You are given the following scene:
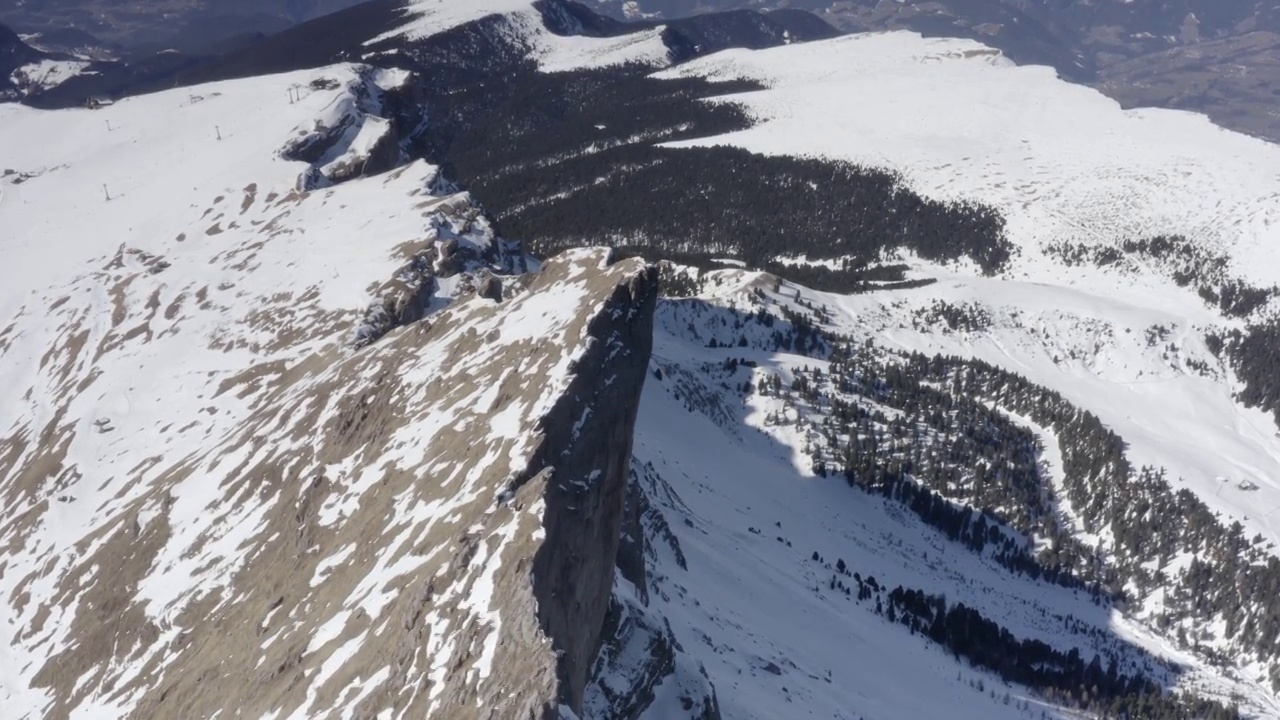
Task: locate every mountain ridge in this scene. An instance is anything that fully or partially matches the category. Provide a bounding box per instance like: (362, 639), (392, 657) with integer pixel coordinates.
(3, 0), (1280, 718)
(10, 0), (838, 110)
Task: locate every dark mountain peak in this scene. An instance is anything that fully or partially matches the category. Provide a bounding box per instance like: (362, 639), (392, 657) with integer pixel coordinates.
(658, 7), (838, 62)
(19, 0), (839, 109)
(533, 0), (839, 63)
(761, 7), (844, 40)
(1, 22), (45, 96)
(535, 0), (635, 36)
(19, 26), (119, 60)
(536, 0), (837, 44)
(1, 22), (38, 58)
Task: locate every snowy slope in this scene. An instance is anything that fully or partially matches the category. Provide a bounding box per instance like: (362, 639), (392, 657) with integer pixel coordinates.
(0, 63), (450, 717)
(369, 0), (547, 43)
(590, 28), (1280, 716)
(658, 32), (1280, 291)
(653, 31), (1280, 560)
(650, 28), (1280, 691)
(631, 273), (1280, 719)
(824, 267), (1280, 553)
(0, 65), (418, 315)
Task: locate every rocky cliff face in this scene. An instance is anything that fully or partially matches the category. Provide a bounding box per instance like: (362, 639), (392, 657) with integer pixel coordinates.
(1, 244), (661, 720)
(579, 464), (720, 720)
(279, 66), (426, 191)
(0, 57), (718, 719)
(526, 257), (658, 713)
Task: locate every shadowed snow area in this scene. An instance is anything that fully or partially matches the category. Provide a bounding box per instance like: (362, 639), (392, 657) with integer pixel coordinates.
(655, 29), (1280, 569)
(631, 270), (1280, 718)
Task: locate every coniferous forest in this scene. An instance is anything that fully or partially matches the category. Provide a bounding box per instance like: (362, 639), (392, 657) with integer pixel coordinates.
(1215, 320), (1280, 426)
(726, 289), (1280, 690)
(343, 20), (1017, 284)
(656, 292), (1254, 718)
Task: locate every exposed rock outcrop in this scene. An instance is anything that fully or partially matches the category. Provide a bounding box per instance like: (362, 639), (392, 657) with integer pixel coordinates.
(526, 253), (658, 713)
(281, 65), (425, 190)
(0, 51), (722, 719)
(1, 247), (662, 720)
(578, 463), (720, 720)
(352, 196), (529, 348)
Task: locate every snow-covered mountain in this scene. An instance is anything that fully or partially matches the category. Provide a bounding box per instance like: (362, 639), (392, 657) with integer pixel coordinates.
(4, 1), (1280, 719)
(1, 22), (105, 101)
(654, 29), (1280, 536)
(587, 0), (1280, 143)
(631, 267), (1280, 719)
(0, 55), (708, 719)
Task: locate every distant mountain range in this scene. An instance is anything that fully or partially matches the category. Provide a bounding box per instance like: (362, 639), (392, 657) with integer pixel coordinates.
(591, 0), (1280, 142)
(4, 0), (1278, 140)
(0, 0), (370, 54)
